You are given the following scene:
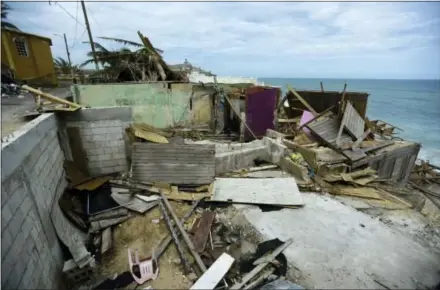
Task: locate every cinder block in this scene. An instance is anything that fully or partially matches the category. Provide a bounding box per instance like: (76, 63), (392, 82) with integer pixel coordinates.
(106, 126), (123, 134)
(99, 154), (112, 161)
(20, 196), (32, 215)
(1, 203), (13, 231)
(18, 259), (35, 289)
(2, 174), (21, 200)
(9, 208), (26, 238)
(21, 214), (35, 237)
(1, 228), (12, 259)
(92, 127), (107, 135)
(4, 259), (24, 289)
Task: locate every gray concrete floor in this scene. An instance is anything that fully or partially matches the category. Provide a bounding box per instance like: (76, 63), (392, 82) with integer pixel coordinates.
(234, 193), (440, 289)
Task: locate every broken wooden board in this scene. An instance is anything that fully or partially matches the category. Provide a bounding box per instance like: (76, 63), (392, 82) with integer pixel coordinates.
(210, 178), (304, 206)
(131, 143), (216, 185)
(75, 176), (112, 191)
(337, 101), (365, 143)
(304, 115), (366, 162)
(190, 253), (235, 290)
(332, 185), (384, 200)
(305, 115), (352, 148)
(101, 227), (112, 254)
(111, 191), (159, 213)
(131, 124), (169, 144)
(324, 168), (376, 183)
(190, 211), (216, 253)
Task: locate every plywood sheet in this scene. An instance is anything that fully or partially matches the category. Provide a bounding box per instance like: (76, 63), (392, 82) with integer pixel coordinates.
(306, 116), (352, 147)
(131, 143), (215, 185)
(341, 101), (365, 139)
(210, 178), (304, 206)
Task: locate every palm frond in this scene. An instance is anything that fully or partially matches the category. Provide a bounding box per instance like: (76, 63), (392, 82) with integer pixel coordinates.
(82, 41), (109, 52)
(98, 37), (143, 47)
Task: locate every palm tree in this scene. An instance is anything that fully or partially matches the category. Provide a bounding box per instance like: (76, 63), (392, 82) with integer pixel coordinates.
(54, 57), (82, 75)
(81, 31), (184, 82)
(1, 2), (19, 30)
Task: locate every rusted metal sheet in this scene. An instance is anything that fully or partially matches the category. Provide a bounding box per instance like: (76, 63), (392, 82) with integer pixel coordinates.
(131, 143), (215, 185)
(190, 211), (216, 253)
(341, 101), (365, 139)
(245, 88), (278, 139)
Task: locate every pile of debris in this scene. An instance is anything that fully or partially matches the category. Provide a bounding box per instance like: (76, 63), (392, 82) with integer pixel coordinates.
(50, 82), (439, 290)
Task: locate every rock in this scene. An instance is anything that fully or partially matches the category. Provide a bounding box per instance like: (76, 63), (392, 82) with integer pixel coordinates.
(186, 272), (198, 282)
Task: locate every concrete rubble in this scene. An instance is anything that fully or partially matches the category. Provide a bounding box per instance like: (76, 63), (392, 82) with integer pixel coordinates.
(2, 83), (440, 290)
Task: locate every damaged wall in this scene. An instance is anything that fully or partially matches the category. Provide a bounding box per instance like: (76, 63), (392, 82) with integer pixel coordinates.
(57, 107), (132, 177)
(71, 83), (193, 128)
(1, 114), (66, 289)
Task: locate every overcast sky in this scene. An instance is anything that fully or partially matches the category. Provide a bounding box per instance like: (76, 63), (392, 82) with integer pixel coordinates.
(6, 1), (440, 79)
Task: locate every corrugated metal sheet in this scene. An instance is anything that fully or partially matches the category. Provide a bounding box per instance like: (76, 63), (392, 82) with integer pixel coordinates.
(131, 143), (215, 185)
(341, 102), (364, 139)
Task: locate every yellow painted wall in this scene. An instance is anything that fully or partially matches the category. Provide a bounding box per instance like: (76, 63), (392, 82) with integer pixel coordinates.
(1, 30), (57, 85)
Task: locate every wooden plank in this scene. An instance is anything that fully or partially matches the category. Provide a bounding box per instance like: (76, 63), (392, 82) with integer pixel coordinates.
(190, 253), (235, 290)
(230, 239), (292, 290)
(210, 178), (304, 206)
(336, 101), (364, 147)
(306, 116), (352, 147)
(22, 85), (81, 108)
(343, 102), (365, 139)
(132, 143), (215, 185)
(352, 129), (371, 150)
(191, 211), (216, 253)
(287, 85), (317, 115)
(160, 193), (207, 274)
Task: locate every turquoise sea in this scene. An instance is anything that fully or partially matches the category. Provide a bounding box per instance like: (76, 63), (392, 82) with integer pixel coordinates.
(259, 78), (440, 166)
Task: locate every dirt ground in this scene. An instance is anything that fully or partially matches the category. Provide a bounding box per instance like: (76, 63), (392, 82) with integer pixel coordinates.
(98, 201), (201, 289)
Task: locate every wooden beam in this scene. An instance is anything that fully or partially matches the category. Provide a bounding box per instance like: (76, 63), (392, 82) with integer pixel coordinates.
(22, 85), (82, 108)
(230, 239), (293, 290)
(160, 192), (207, 274)
(339, 82), (347, 117)
(298, 105), (335, 130)
(320, 81), (324, 92)
(224, 94), (257, 140)
(352, 129), (371, 150)
(190, 253), (235, 290)
(287, 85), (317, 115)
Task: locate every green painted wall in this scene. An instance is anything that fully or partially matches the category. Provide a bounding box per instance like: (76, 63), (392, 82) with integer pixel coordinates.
(72, 83), (193, 128)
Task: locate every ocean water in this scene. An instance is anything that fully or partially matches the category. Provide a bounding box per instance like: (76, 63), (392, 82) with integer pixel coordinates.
(259, 78), (440, 165)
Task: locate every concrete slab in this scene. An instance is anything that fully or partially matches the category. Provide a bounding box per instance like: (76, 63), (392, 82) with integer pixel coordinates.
(235, 193), (440, 289)
(211, 178), (304, 206)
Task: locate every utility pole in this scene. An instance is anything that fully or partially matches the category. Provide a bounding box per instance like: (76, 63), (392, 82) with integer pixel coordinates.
(80, 0), (99, 71)
(62, 33), (76, 83)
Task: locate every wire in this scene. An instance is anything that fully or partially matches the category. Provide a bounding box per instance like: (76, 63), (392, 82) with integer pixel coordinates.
(54, 1), (85, 27)
(69, 1), (79, 49)
(87, 6), (103, 35)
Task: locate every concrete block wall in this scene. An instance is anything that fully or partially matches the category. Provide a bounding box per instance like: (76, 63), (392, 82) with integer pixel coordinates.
(57, 107), (132, 177)
(1, 114), (67, 289)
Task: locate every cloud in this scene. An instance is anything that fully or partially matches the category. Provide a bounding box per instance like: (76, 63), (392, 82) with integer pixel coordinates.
(6, 1), (440, 79)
